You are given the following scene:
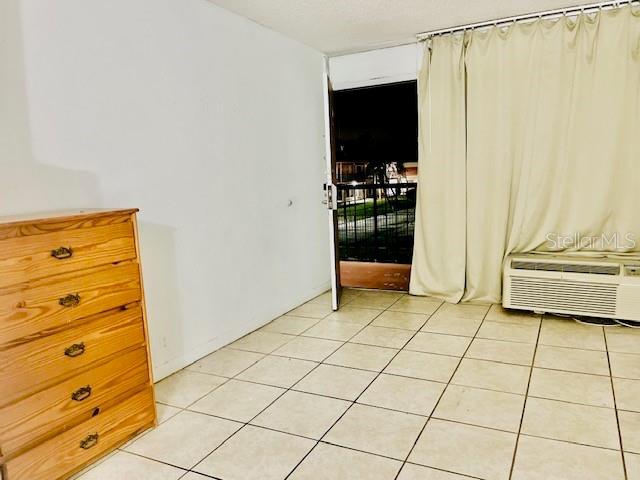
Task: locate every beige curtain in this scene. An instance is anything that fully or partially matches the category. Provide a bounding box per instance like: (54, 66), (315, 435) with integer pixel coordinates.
(410, 6), (640, 303)
(411, 34), (467, 303)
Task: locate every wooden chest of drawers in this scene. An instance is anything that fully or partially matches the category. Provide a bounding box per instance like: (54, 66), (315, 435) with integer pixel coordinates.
(0, 209), (156, 480)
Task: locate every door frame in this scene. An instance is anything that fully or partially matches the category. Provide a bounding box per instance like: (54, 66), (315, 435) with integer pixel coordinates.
(323, 57), (341, 311)
(325, 76), (418, 294)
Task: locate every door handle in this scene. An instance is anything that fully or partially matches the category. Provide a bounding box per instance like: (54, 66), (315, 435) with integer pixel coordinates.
(79, 433), (99, 450)
(324, 184), (338, 210)
(59, 293), (81, 307)
(51, 246), (73, 259)
(71, 385), (92, 402)
(64, 342), (86, 358)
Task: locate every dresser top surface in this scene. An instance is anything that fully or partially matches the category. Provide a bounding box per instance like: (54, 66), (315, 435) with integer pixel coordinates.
(0, 208), (139, 227)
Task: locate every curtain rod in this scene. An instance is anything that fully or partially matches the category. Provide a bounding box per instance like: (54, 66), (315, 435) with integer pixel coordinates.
(416, 0), (638, 39)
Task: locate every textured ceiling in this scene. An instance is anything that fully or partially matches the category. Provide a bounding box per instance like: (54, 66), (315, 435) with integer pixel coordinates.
(208, 0), (595, 54)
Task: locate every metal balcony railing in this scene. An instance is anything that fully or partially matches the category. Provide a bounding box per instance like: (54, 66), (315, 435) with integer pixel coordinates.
(337, 182), (417, 264)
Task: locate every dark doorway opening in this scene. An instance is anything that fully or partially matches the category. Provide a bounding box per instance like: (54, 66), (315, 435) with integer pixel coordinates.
(333, 81), (418, 286)
(335, 81), (418, 179)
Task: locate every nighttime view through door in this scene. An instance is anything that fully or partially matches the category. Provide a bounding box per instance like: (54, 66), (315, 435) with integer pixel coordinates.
(333, 80), (418, 265)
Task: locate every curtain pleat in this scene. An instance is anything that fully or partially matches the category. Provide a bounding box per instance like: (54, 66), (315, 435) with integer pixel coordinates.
(409, 35), (467, 302)
(410, 6), (640, 303)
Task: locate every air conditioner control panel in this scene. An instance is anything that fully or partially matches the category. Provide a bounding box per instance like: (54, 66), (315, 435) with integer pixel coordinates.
(624, 265), (640, 276)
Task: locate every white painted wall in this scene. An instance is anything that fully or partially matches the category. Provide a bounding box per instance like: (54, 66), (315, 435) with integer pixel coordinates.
(0, 0), (330, 379)
(329, 43), (424, 90)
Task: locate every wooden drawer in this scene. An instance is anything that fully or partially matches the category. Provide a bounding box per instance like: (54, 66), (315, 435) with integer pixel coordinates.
(0, 220), (136, 291)
(3, 387), (155, 480)
(0, 262), (141, 348)
(0, 305), (145, 407)
(0, 210), (138, 241)
(0, 348), (149, 459)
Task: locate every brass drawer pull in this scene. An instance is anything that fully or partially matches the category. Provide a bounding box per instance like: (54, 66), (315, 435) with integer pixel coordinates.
(59, 293), (81, 307)
(71, 385), (92, 402)
(79, 433), (99, 450)
(64, 342), (85, 358)
(51, 246), (73, 259)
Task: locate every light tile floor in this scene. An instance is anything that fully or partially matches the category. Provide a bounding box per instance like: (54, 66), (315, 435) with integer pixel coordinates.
(76, 289), (640, 480)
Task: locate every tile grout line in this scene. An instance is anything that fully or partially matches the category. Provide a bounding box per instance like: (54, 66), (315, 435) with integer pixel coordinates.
(507, 313), (543, 480)
(401, 462), (486, 480)
(228, 342), (626, 381)
(187, 346), (331, 475)
(226, 317), (638, 380)
(181, 396), (630, 454)
(294, 301), (392, 342)
(522, 393), (616, 410)
(105, 290), (364, 478)
(150, 307), (632, 476)
(281, 292), (431, 479)
(110, 449), (191, 475)
(126, 312), (337, 477)
(167, 411), (465, 470)
(229, 330), (640, 364)
(255, 305), (389, 360)
(127, 292), (637, 479)
(228, 322), (632, 358)
(394, 301), (489, 479)
(181, 292), (342, 378)
(191, 350), (640, 389)
(603, 328), (629, 480)
(183, 371), (524, 403)
(151, 352), (630, 468)
(514, 432), (625, 453)
(186, 343), (632, 409)
(281, 293), (414, 479)
(187, 291), (397, 478)
(119, 374), (234, 454)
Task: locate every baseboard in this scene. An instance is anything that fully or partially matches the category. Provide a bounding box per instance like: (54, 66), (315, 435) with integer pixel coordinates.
(152, 281), (332, 381)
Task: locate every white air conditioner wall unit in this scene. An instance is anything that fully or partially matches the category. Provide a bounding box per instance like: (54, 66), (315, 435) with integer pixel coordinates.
(503, 253), (640, 320)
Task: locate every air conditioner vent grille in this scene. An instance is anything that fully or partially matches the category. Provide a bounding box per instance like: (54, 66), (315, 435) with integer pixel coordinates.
(509, 277), (618, 316)
(511, 260), (619, 275)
